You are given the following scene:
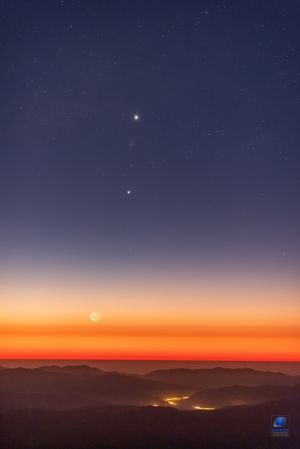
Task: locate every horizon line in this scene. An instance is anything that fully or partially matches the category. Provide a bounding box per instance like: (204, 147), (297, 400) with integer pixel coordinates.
(1, 356), (300, 362)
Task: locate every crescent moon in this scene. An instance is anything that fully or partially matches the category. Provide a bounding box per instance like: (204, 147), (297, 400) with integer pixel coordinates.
(90, 310), (101, 322)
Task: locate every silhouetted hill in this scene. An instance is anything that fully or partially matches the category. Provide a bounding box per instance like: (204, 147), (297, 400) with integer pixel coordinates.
(180, 384), (300, 409)
(39, 364), (105, 376)
(0, 399), (299, 449)
(146, 367), (300, 388)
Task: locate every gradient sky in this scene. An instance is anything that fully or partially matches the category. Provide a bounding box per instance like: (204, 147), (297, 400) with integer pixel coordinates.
(0, 0), (299, 360)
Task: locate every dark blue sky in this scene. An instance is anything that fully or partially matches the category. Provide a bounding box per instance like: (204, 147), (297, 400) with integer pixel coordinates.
(0, 0), (299, 274)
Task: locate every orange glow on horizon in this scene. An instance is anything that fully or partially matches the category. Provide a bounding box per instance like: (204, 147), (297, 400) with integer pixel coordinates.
(1, 329), (300, 361)
(1, 271), (299, 362)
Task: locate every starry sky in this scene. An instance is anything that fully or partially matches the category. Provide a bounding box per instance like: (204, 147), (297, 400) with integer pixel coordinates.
(0, 1), (299, 360)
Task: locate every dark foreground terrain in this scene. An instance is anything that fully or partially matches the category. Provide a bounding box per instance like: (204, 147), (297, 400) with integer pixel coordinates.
(0, 399), (299, 449)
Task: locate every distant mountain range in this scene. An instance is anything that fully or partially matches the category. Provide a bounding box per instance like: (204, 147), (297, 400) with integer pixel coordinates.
(0, 365), (299, 412)
(145, 367), (300, 388)
(0, 366), (195, 410)
(39, 364), (105, 376)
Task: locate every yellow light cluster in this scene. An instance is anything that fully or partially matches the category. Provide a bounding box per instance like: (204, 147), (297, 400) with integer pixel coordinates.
(164, 395), (190, 406)
(193, 406), (215, 411)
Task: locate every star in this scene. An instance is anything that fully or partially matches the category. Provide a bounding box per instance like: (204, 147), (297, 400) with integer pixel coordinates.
(133, 114), (140, 121)
(126, 189), (133, 196)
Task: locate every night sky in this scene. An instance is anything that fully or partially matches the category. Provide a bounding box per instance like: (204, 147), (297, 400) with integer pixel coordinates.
(0, 1), (299, 359)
